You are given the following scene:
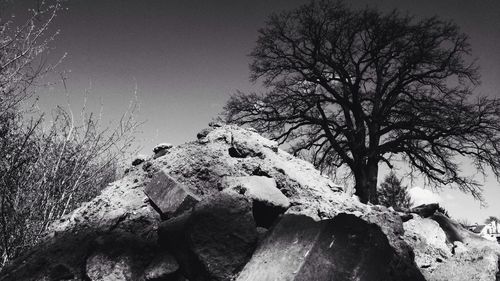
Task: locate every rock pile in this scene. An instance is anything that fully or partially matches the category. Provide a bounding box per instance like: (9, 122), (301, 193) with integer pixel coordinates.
(0, 124), (498, 281)
(403, 212), (500, 281)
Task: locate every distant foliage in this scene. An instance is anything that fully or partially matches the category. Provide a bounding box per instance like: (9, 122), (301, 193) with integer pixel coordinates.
(485, 216), (500, 224)
(377, 172), (413, 210)
(436, 206), (450, 218)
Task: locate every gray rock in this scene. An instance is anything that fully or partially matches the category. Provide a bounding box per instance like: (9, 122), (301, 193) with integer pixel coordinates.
(236, 213), (425, 281)
(405, 213), (500, 281)
(208, 121), (223, 128)
(452, 241), (468, 255)
(153, 143), (173, 154)
(144, 252), (179, 280)
(403, 216), (451, 271)
(159, 192), (258, 281)
(222, 176), (289, 209)
(132, 155), (148, 166)
(429, 247), (499, 281)
(153, 143), (173, 158)
(86, 253), (133, 281)
(410, 203), (440, 218)
(222, 176), (289, 228)
(144, 170), (200, 218)
(196, 128), (213, 139)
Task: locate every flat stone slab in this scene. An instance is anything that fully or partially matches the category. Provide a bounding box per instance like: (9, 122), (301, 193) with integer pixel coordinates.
(236, 214), (425, 281)
(144, 170), (200, 218)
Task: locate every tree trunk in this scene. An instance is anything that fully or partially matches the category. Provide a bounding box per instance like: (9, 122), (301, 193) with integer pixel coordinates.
(354, 159), (379, 204)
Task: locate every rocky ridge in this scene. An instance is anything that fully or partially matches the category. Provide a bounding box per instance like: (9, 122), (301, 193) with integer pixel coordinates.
(0, 124), (498, 281)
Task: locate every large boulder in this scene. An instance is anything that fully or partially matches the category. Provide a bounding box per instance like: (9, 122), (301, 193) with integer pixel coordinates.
(222, 175), (289, 228)
(159, 192), (258, 281)
(237, 213), (425, 281)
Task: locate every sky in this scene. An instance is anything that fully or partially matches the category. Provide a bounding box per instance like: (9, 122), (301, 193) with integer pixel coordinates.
(6, 0), (500, 223)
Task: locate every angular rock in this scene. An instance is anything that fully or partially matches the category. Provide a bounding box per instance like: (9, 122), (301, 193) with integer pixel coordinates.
(237, 213), (425, 281)
(222, 176), (289, 209)
(144, 252), (179, 280)
(159, 213), (206, 281)
(153, 143), (173, 158)
(410, 203), (439, 218)
(153, 143), (173, 153)
(430, 212), (466, 243)
(144, 170), (200, 218)
(429, 247), (499, 281)
(406, 213), (500, 281)
(86, 253), (133, 281)
(85, 231), (162, 280)
(196, 127), (213, 139)
(222, 176), (289, 228)
(132, 154), (148, 166)
(403, 216), (451, 270)
(159, 192), (258, 281)
(208, 121), (223, 128)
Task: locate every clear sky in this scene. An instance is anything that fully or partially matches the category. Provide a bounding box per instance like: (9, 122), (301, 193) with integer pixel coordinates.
(7, 0), (500, 223)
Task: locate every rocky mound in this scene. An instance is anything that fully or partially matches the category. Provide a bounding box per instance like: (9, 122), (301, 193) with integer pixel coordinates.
(0, 124), (497, 281)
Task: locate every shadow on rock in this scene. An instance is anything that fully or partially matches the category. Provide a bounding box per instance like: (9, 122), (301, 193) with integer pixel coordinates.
(237, 213), (425, 281)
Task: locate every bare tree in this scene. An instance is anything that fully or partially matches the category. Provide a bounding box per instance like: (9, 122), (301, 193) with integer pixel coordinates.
(224, 0), (500, 204)
(0, 98), (141, 266)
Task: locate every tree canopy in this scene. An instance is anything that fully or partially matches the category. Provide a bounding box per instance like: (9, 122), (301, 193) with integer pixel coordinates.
(223, 0), (500, 203)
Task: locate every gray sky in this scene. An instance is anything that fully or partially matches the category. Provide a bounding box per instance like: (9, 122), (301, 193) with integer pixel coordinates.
(9, 0), (500, 222)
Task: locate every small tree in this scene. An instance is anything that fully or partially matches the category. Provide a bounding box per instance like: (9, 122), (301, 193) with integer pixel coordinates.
(378, 172), (413, 210)
(223, 0), (500, 204)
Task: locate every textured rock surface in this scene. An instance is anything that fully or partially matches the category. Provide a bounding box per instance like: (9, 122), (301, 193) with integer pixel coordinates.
(187, 192), (258, 280)
(144, 252), (179, 280)
(86, 253), (133, 281)
(403, 213), (500, 281)
(222, 176), (289, 209)
(403, 215), (452, 270)
(144, 170), (200, 218)
(158, 192), (258, 281)
(237, 213), (425, 281)
(429, 247), (499, 281)
(1, 124), (498, 281)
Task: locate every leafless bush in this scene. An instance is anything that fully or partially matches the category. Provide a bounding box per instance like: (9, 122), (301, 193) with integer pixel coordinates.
(0, 97), (141, 266)
(0, 1), (142, 266)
